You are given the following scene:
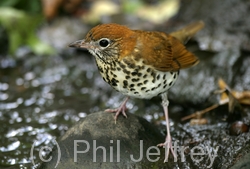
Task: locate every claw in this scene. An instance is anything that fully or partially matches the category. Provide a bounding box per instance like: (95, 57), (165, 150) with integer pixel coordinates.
(157, 136), (176, 162)
(105, 97), (129, 122)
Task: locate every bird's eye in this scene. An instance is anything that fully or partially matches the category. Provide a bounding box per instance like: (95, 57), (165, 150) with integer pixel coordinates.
(99, 38), (110, 48)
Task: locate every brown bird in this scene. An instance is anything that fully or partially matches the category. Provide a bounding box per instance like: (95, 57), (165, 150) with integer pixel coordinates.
(69, 21), (204, 162)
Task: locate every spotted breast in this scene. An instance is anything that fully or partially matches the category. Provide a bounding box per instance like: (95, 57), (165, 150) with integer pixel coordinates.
(95, 56), (179, 99)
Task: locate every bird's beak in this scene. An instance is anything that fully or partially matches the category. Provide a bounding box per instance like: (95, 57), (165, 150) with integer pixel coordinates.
(68, 40), (92, 49)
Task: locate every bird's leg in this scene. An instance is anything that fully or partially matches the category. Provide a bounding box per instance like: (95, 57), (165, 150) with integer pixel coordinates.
(105, 96), (130, 122)
(157, 93), (176, 162)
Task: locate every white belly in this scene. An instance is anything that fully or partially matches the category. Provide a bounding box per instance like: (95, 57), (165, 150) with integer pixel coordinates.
(96, 58), (179, 99)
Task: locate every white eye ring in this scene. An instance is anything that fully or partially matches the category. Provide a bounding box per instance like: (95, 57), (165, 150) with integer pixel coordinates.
(98, 38), (110, 48)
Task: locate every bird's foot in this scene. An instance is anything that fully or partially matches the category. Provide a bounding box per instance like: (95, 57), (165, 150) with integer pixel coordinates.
(157, 135), (177, 162)
(105, 97), (129, 123)
(105, 106), (127, 121)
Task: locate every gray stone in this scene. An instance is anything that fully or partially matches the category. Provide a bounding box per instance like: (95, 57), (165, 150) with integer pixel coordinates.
(230, 152), (250, 169)
(40, 112), (167, 169)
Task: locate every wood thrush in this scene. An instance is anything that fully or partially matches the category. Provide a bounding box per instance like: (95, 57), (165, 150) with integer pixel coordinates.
(69, 21), (204, 162)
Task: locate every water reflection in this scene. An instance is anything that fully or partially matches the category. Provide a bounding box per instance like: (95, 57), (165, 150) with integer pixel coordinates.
(0, 141), (20, 152)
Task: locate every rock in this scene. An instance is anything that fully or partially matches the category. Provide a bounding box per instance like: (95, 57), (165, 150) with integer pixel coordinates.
(40, 112), (167, 169)
(230, 152), (250, 169)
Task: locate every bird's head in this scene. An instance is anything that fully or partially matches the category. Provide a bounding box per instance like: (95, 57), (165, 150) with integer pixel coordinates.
(69, 23), (137, 63)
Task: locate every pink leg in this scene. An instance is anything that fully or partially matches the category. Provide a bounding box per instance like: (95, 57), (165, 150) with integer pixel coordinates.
(105, 97), (129, 122)
(157, 93), (176, 162)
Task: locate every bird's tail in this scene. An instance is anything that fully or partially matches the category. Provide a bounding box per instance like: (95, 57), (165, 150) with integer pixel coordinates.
(170, 21), (205, 44)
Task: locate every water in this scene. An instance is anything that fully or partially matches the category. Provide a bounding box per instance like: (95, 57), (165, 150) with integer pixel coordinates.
(0, 51), (111, 168)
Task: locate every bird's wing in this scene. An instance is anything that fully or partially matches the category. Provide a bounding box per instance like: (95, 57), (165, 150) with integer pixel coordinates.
(134, 31), (199, 72)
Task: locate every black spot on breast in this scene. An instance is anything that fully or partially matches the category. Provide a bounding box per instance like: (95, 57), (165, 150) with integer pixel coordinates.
(146, 68), (151, 72)
(163, 80), (167, 84)
(111, 67), (116, 71)
(123, 80), (128, 88)
(125, 76), (130, 79)
(145, 89), (150, 92)
(163, 84), (168, 88)
(143, 80), (148, 84)
(106, 74), (110, 82)
(130, 88), (135, 91)
(173, 73), (177, 79)
(170, 72), (173, 75)
(132, 78), (139, 82)
(130, 84), (134, 88)
(169, 81), (173, 86)
(151, 72), (156, 83)
(141, 87), (146, 91)
(143, 74), (147, 78)
(111, 78), (118, 86)
(128, 63), (135, 69)
(133, 68), (139, 75)
(123, 80), (128, 85)
(137, 73), (142, 77)
(156, 74), (160, 80)
(117, 67), (121, 71)
(123, 69), (130, 74)
(134, 91), (139, 94)
(163, 74), (166, 79)
(131, 72), (137, 76)
(103, 77), (107, 82)
(137, 83), (143, 86)
(153, 83), (161, 90)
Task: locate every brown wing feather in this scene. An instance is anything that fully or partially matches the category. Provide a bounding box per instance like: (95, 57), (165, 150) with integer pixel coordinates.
(168, 35), (199, 71)
(132, 21), (203, 72)
(134, 31), (198, 72)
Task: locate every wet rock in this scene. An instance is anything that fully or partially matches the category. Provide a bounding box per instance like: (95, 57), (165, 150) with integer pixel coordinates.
(40, 112), (166, 169)
(230, 152), (250, 169)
